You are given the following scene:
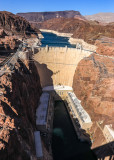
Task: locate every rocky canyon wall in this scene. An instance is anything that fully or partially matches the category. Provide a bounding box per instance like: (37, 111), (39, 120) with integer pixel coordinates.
(73, 53), (114, 150)
(0, 58), (42, 160)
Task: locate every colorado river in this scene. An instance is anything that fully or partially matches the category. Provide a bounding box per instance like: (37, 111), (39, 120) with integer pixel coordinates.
(52, 101), (96, 160)
(41, 32), (76, 48)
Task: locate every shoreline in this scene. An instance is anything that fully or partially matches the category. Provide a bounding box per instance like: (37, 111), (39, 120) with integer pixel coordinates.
(40, 29), (73, 38)
(69, 37), (97, 51)
(38, 33), (44, 39)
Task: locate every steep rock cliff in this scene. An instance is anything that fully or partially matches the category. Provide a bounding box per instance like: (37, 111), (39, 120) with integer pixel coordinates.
(0, 11), (41, 60)
(73, 53), (114, 149)
(73, 53), (114, 118)
(0, 11), (40, 36)
(95, 37), (114, 56)
(0, 33), (21, 55)
(0, 59), (42, 159)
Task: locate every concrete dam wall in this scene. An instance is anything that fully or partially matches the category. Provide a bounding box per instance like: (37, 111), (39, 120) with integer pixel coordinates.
(34, 46), (92, 87)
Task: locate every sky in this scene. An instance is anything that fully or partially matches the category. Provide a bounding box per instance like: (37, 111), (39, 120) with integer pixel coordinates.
(0, 0), (114, 15)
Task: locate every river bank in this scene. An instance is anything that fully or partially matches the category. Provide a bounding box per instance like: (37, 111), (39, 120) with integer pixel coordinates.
(38, 33), (44, 39)
(69, 37), (97, 51)
(40, 29), (73, 38)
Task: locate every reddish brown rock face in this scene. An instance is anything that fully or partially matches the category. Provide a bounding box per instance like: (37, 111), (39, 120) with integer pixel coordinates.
(0, 11), (40, 59)
(85, 13), (114, 23)
(0, 60), (42, 160)
(73, 54), (114, 118)
(0, 11), (40, 37)
(0, 35), (21, 51)
(95, 37), (114, 56)
(73, 53), (114, 153)
(0, 29), (7, 38)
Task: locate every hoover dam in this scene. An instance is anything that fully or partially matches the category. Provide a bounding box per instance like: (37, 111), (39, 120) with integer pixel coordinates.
(34, 46), (92, 87)
(33, 32), (114, 160)
(32, 32), (98, 160)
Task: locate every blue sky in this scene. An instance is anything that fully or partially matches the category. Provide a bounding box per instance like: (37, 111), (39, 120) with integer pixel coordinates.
(0, 0), (114, 15)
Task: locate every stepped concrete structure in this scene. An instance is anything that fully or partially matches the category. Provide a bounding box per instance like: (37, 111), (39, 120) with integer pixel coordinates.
(34, 46), (92, 88)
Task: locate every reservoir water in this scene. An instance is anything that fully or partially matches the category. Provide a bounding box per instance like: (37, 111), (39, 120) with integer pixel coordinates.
(41, 32), (76, 48)
(52, 101), (96, 160)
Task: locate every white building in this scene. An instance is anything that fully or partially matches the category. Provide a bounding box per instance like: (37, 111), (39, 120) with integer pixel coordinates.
(34, 131), (43, 159)
(67, 92), (92, 129)
(36, 93), (50, 131)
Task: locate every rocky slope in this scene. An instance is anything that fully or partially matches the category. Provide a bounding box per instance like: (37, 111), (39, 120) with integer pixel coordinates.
(0, 57), (42, 159)
(17, 10), (85, 22)
(35, 17), (114, 44)
(0, 29), (21, 60)
(73, 53), (114, 151)
(0, 11), (41, 58)
(0, 30), (21, 55)
(95, 37), (114, 56)
(85, 12), (114, 23)
(0, 11), (40, 36)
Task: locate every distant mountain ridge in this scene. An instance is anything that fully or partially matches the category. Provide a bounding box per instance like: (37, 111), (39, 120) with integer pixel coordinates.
(17, 10), (85, 22)
(85, 12), (114, 23)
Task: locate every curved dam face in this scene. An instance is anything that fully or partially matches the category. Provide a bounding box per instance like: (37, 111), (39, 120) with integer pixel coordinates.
(34, 46), (92, 88)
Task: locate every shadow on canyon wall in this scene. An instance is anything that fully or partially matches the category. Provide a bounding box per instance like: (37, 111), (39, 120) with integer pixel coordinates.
(34, 61), (53, 87)
(0, 59), (42, 160)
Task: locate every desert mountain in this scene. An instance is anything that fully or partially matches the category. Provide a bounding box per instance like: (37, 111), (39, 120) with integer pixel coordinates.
(85, 12), (114, 23)
(17, 10), (85, 22)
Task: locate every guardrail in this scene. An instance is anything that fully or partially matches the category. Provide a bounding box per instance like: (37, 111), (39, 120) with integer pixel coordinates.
(0, 42), (28, 76)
